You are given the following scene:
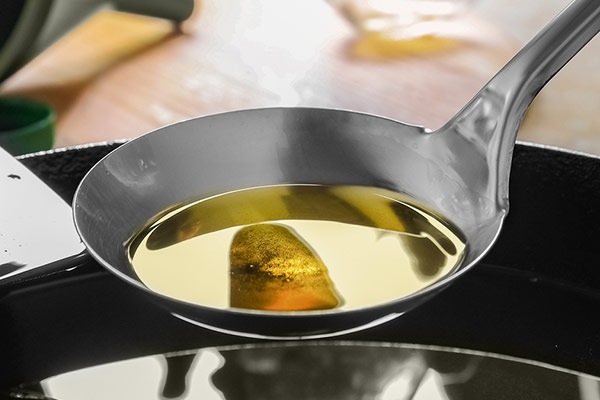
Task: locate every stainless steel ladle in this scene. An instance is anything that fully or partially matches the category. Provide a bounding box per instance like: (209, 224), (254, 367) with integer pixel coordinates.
(1, 0), (599, 338)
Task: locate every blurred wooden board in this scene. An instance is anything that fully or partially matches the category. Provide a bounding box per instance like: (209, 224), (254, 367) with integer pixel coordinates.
(1, 0), (597, 155)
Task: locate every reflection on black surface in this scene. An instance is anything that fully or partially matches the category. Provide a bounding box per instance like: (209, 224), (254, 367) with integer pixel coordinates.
(12, 342), (600, 400)
(161, 354), (196, 399)
(212, 344), (429, 399)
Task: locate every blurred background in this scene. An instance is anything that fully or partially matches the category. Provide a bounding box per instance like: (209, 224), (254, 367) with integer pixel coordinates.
(0, 0), (598, 155)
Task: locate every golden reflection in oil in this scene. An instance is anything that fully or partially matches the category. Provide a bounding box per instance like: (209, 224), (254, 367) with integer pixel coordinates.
(128, 185), (466, 312)
(230, 224), (341, 311)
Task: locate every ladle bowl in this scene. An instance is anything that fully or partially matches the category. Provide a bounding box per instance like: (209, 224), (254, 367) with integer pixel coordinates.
(2, 0), (599, 338)
(75, 107), (488, 338)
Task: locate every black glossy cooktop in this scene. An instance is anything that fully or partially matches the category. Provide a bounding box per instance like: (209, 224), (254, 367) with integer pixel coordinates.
(1, 142), (599, 396)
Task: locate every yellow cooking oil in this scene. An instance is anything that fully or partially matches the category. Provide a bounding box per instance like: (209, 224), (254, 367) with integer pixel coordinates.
(127, 185), (465, 312)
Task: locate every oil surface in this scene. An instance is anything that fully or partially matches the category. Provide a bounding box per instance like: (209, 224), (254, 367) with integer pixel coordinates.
(128, 185), (465, 312)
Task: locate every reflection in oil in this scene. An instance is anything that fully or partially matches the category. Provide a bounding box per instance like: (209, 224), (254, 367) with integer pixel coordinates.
(13, 343), (600, 399)
(229, 224), (342, 311)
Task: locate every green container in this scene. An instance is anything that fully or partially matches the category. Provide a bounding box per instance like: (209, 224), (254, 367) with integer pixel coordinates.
(0, 96), (55, 155)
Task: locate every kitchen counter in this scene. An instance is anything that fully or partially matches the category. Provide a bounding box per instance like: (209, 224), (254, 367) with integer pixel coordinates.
(0, 0), (598, 154)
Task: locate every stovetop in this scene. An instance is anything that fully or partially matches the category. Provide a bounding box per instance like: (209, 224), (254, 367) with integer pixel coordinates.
(1, 142), (599, 394)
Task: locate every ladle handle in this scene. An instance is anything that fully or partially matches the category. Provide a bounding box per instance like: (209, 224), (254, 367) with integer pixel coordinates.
(445, 0), (600, 208)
